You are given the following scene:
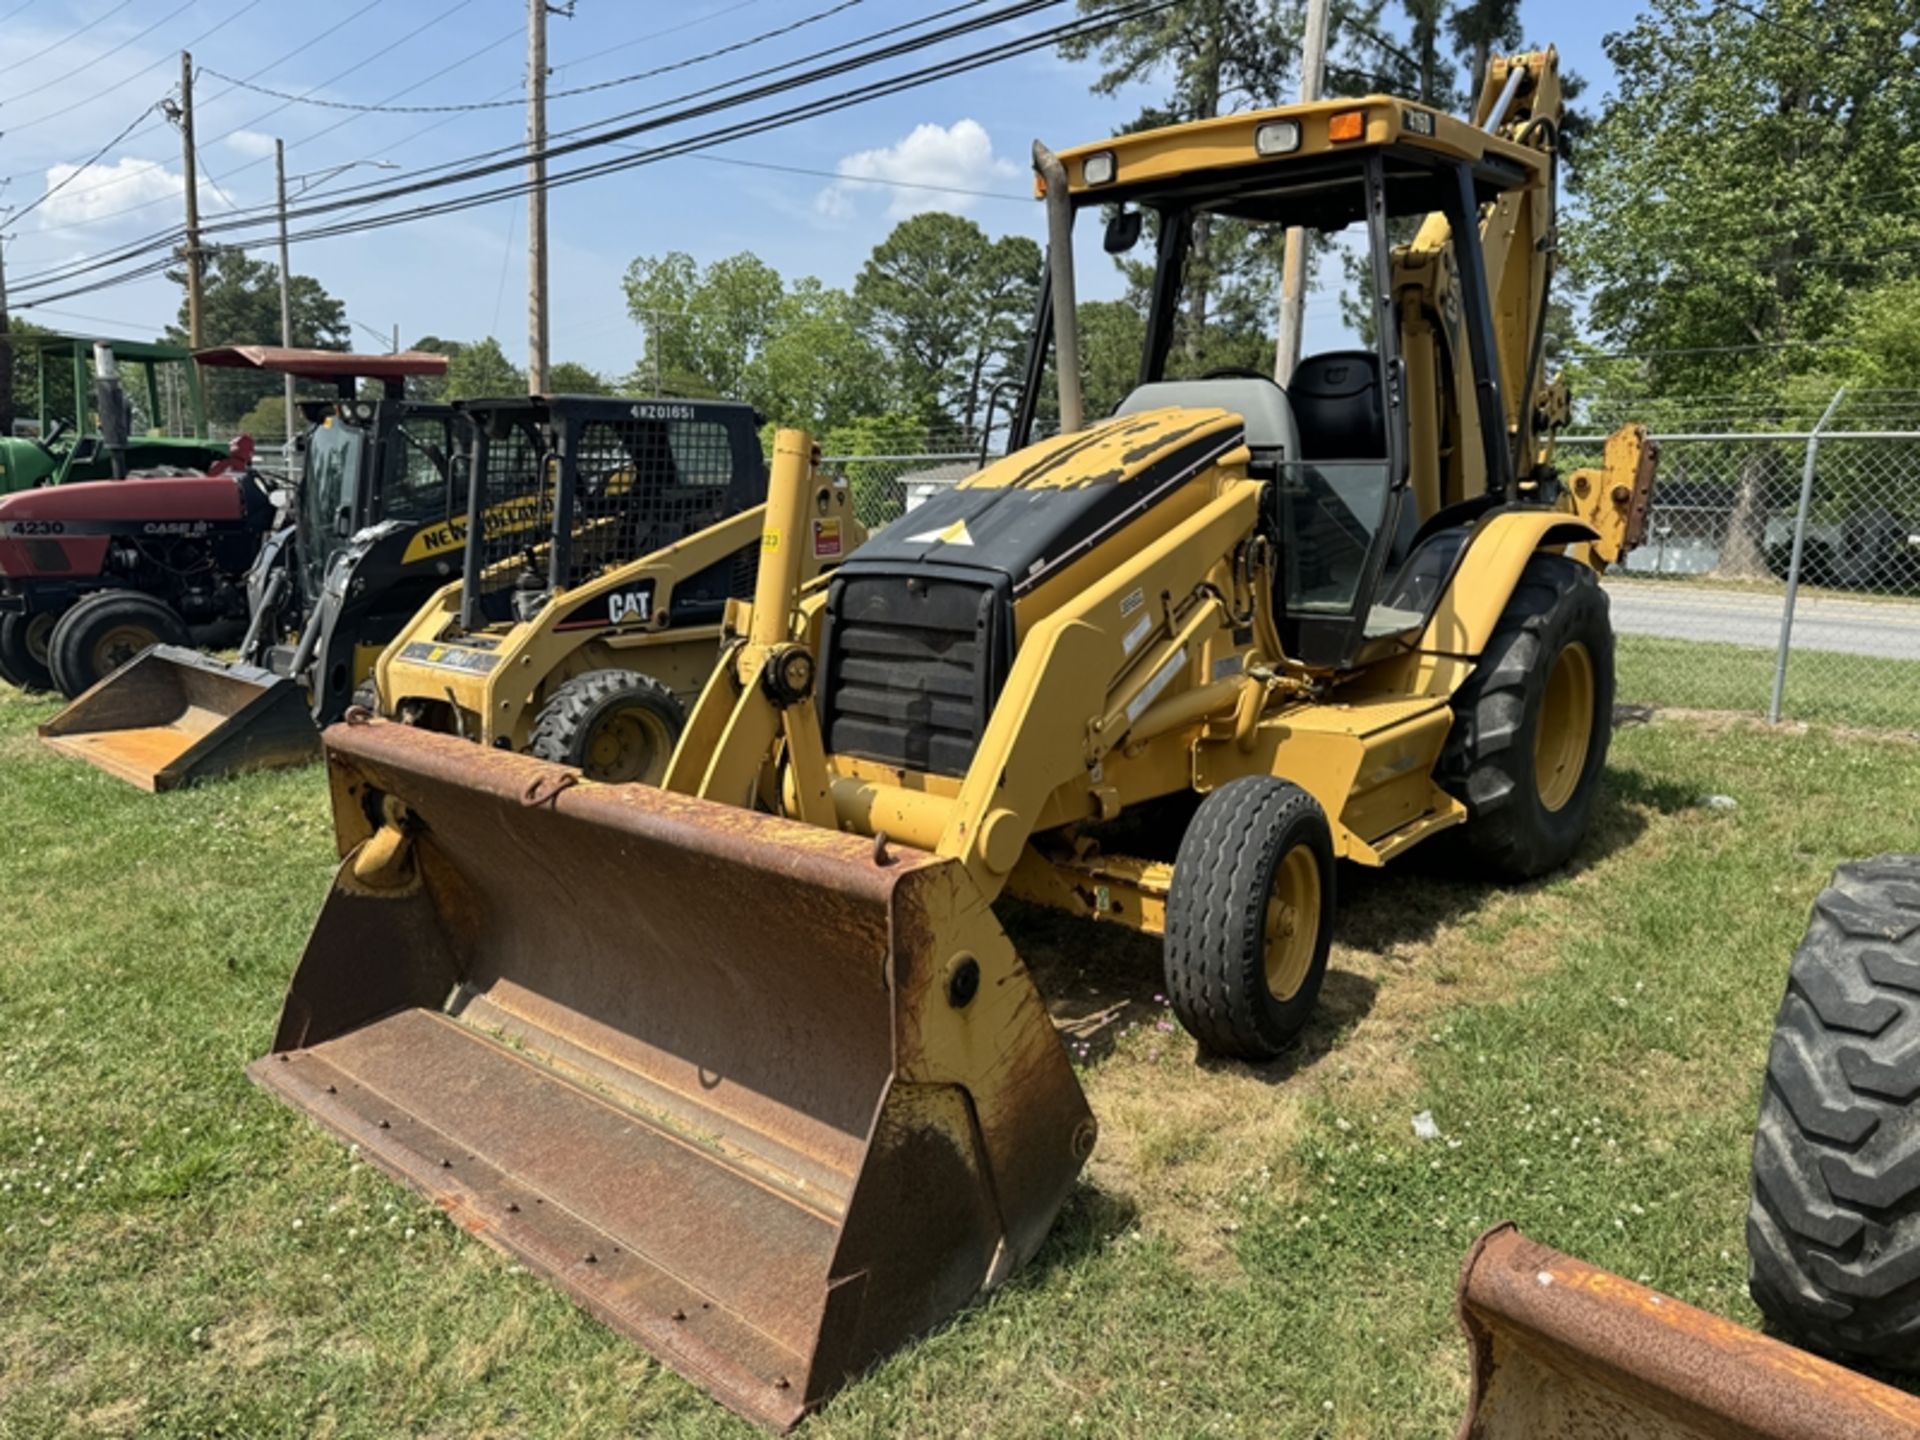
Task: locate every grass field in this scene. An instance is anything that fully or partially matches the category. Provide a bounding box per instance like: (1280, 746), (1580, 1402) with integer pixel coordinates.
(1616, 632), (1920, 732)
(4, 682), (1919, 1438)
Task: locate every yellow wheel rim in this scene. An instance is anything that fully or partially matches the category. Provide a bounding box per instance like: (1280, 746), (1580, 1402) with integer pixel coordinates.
(1263, 845), (1321, 1002)
(93, 623), (158, 677)
(582, 706), (673, 785)
(1534, 640), (1595, 814)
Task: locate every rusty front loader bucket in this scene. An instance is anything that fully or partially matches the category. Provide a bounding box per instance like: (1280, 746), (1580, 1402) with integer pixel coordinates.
(38, 644), (317, 791)
(1457, 1225), (1920, 1439)
(248, 720), (1093, 1431)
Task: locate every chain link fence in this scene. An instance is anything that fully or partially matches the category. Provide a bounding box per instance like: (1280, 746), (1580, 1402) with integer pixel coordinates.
(828, 390), (1920, 734)
(818, 448), (985, 530)
(1558, 388), (1920, 732)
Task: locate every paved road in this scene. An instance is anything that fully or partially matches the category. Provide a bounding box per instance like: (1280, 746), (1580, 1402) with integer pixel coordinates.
(1604, 578), (1920, 662)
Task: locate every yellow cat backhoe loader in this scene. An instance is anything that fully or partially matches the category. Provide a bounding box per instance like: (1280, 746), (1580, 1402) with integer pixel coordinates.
(373, 395), (861, 782)
(251, 51), (1674, 1430)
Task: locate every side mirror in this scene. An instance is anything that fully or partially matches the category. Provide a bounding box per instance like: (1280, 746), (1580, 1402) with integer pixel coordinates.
(1104, 207), (1143, 254)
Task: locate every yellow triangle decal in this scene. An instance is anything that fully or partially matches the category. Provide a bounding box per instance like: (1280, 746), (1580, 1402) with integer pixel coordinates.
(905, 517), (974, 546)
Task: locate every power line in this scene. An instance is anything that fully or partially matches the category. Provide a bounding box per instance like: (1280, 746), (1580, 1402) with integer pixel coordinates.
(199, 0), (869, 115)
(0, 0), (266, 138)
(12, 0), (1172, 310)
(22, 0), (996, 247)
(1, 0), (196, 114)
(8, 0), (1050, 293)
(0, 0), (137, 80)
(9, 0), (489, 233)
(562, 0), (774, 69)
(0, 0), (384, 200)
(4, 101), (159, 228)
(677, 148), (1030, 202)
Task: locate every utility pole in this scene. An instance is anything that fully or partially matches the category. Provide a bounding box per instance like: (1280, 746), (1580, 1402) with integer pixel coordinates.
(0, 236), (14, 438)
(178, 51), (205, 351)
(1273, 0), (1329, 385)
(525, 0), (550, 395)
(275, 138), (296, 457)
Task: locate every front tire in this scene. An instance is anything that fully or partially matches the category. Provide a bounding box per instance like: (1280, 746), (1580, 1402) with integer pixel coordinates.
(1747, 856), (1920, 1365)
(1163, 778), (1336, 1061)
(0, 611), (57, 692)
(528, 669), (686, 785)
(1435, 553), (1613, 879)
(48, 591), (191, 697)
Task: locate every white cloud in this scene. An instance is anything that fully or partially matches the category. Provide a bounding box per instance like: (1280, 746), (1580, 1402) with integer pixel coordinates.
(225, 130), (278, 159)
(817, 119), (1018, 221)
(32, 156), (231, 229)
(36, 157), (184, 228)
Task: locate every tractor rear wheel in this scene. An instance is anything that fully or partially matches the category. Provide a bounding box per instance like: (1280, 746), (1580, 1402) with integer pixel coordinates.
(48, 591), (191, 697)
(0, 611), (57, 692)
(1163, 777), (1335, 1061)
(1435, 553), (1613, 879)
(529, 669), (686, 785)
(1748, 856), (1920, 1366)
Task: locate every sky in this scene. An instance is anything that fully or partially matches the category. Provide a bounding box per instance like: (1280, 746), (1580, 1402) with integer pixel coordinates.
(0, 0), (1635, 385)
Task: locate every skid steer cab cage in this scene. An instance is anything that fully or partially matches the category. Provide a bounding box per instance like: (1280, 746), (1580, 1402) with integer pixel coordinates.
(454, 396), (765, 633)
(250, 719), (1093, 1430)
(1457, 1226), (1920, 1439)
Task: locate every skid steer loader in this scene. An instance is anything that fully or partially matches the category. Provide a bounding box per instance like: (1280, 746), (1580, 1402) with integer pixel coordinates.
(39, 348), (458, 789)
(373, 396), (861, 782)
(250, 50), (1661, 1428)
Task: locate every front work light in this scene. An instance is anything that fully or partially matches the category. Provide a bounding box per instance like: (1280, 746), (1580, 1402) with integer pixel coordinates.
(1082, 151), (1116, 185)
(1254, 120), (1301, 155)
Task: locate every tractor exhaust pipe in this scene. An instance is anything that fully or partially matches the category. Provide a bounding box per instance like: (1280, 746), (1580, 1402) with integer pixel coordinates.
(92, 342), (132, 479)
(1033, 141), (1083, 434)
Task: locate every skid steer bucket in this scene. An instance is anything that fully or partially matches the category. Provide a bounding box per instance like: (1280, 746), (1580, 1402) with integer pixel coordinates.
(1457, 1225), (1920, 1439)
(38, 644), (316, 791)
(248, 720), (1094, 1431)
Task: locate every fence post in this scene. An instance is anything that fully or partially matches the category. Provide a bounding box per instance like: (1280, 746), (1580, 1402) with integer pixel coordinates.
(1768, 387), (1846, 724)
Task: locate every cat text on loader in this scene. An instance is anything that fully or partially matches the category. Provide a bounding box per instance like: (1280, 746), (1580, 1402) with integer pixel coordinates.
(249, 50), (1656, 1429)
(373, 395), (860, 782)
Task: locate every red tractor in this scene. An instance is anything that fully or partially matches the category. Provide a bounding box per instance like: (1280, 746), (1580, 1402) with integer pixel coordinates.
(0, 346), (432, 697)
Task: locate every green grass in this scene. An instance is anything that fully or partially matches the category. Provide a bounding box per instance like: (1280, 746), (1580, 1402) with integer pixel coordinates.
(3, 685), (1919, 1438)
(1617, 631), (1920, 731)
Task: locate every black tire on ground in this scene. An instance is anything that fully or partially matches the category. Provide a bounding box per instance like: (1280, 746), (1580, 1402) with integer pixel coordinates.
(47, 591), (191, 698)
(1163, 777), (1336, 1062)
(1747, 855), (1920, 1365)
(1434, 552), (1614, 880)
(0, 610), (58, 692)
(528, 669), (686, 784)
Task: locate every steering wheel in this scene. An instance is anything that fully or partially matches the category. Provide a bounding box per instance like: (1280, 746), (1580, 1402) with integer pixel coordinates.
(1199, 366), (1280, 384)
(35, 418), (70, 453)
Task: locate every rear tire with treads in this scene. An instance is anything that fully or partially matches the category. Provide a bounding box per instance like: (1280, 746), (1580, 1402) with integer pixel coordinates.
(1435, 552), (1613, 879)
(1163, 777), (1335, 1062)
(529, 669), (686, 785)
(0, 610), (57, 691)
(48, 590), (190, 697)
(1747, 855), (1920, 1366)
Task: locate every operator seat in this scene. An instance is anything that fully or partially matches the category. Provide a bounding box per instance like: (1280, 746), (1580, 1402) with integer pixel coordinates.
(1290, 350), (1419, 571)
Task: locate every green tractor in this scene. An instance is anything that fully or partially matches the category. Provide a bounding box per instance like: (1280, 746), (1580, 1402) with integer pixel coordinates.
(1, 334), (230, 493)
